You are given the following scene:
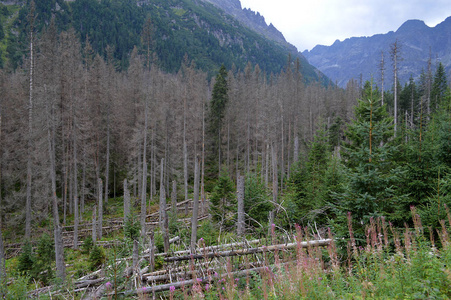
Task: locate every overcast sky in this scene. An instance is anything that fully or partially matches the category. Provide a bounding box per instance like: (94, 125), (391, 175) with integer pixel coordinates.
(239, 0), (451, 52)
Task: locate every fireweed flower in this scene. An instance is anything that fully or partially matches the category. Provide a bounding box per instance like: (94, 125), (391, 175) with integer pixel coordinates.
(170, 286), (176, 292)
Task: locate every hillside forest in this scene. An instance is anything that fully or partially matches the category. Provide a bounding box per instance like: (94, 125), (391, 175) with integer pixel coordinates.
(1, 1), (451, 299)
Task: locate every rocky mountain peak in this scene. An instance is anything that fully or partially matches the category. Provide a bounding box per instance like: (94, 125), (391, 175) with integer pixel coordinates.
(303, 16), (451, 87)
(396, 19), (428, 34)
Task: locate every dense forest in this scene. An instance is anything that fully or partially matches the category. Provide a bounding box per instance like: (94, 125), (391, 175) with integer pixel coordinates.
(0, 0), (325, 82)
(0, 0), (451, 298)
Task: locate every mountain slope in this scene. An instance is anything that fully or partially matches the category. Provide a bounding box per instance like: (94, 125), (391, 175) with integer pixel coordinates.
(0, 0), (327, 83)
(200, 0), (327, 83)
(303, 17), (451, 87)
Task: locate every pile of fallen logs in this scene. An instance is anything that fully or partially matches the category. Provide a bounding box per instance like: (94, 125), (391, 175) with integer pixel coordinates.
(26, 237), (331, 298)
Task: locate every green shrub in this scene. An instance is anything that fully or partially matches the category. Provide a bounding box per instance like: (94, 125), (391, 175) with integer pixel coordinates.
(197, 221), (218, 246)
(82, 235), (94, 255)
(89, 246), (106, 271)
(124, 214), (140, 241)
(5, 275), (29, 300)
(17, 242), (34, 276)
(33, 233), (54, 284)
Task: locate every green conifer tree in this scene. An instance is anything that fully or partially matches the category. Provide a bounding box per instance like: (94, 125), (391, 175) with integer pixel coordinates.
(332, 81), (405, 239)
(209, 170), (236, 229)
(431, 62), (448, 110)
(207, 65), (228, 175)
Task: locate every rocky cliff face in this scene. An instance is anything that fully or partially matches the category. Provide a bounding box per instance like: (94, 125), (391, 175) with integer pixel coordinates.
(303, 17), (451, 87)
(201, 0), (296, 52)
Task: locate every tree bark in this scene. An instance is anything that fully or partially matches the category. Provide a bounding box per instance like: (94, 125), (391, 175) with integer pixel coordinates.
(124, 179), (130, 224)
(25, 1), (36, 240)
(149, 231), (155, 272)
(269, 144), (278, 228)
(46, 96), (66, 282)
(190, 157), (200, 254)
(92, 205), (97, 243)
(104, 113), (110, 206)
(73, 115), (79, 249)
(237, 174), (245, 236)
(140, 161), (147, 239)
(293, 136), (299, 164)
(159, 158), (166, 229)
(98, 178), (103, 240)
(171, 180), (177, 217)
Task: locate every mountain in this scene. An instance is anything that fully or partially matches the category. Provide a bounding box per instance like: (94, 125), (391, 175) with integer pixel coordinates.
(303, 17), (451, 87)
(0, 0), (327, 83)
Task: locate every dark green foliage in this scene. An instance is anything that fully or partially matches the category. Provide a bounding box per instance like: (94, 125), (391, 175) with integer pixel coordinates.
(33, 233), (54, 284)
(168, 211), (181, 236)
(124, 213), (140, 241)
(207, 65), (228, 172)
(82, 235), (94, 255)
(196, 221), (219, 246)
(17, 242), (34, 276)
(328, 116), (344, 150)
(331, 81), (406, 240)
(2, 0), (325, 80)
(209, 170), (236, 228)
(88, 245), (106, 271)
(431, 62), (448, 110)
(0, 20), (4, 41)
(287, 128), (343, 226)
(399, 76), (419, 115)
(244, 173), (271, 228)
(153, 232), (164, 253)
(17, 235), (55, 284)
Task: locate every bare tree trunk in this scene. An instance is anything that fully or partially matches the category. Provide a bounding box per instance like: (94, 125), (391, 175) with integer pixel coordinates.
(137, 147), (142, 199)
(163, 213), (169, 253)
(25, 2), (36, 240)
(73, 117), (79, 249)
(104, 114), (110, 206)
(140, 162), (147, 238)
(171, 180), (177, 217)
(237, 174), (245, 236)
(124, 179), (130, 224)
(81, 148), (86, 215)
(380, 51), (385, 106)
(390, 40), (401, 136)
(92, 205), (97, 243)
(159, 158), (166, 229)
(46, 97), (66, 282)
(269, 144), (278, 228)
(293, 136), (299, 164)
(151, 128), (156, 198)
(265, 143), (269, 188)
(190, 157), (200, 254)
(149, 231), (155, 272)
(132, 239), (139, 276)
(141, 97), (148, 239)
(201, 100), (206, 215)
(98, 178), (103, 240)
(280, 114), (284, 192)
(183, 101), (188, 203)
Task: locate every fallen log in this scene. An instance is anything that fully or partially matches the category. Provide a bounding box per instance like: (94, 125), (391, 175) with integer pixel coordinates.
(165, 239), (332, 262)
(113, 261), (291, 297)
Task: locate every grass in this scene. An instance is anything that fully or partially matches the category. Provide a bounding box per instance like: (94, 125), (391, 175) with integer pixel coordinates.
(3, 197), (451, 299)
(167, 208), (451, 299)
